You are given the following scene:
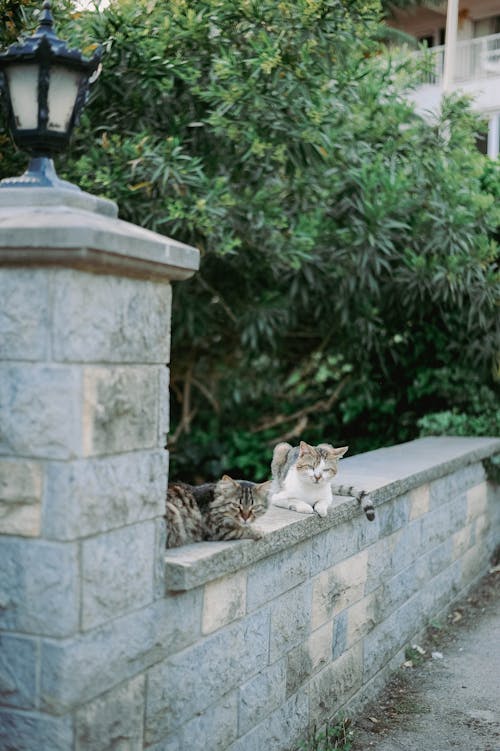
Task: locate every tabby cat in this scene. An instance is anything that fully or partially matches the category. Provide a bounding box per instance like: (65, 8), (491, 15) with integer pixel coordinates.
(165, 475), (271, 548)
(271, 440), (375, 520)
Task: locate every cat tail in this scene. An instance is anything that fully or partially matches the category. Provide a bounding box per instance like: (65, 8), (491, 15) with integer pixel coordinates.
(271, 442), (293, 486)
(332, 484), (376, 521)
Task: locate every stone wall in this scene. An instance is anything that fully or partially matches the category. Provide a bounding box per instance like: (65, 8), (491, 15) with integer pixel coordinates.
(157, 437), (499, 751)
(0, 188), (499, 751)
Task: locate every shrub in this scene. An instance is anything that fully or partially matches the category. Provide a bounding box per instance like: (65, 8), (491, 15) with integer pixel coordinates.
(1, 0), (498, 481)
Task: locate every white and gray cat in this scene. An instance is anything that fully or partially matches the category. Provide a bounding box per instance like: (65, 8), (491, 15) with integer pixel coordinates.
(271, 440), (375, 520)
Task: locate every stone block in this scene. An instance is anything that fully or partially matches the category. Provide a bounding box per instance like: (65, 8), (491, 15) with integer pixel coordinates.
(202, 570), (247, 634)
(75, 674), (145, 751)
(420, 561), (461, 619)
(51, 269), (172, 364)
(159, 366), (170, 447)
(310, 520), (363, 576)
(286, 621), (333, 697)
(146, 736), (181, 751)
(364, 537), (392, 595)
(0, 459), (42, 537)
(269, 583), (312, 662)
(81, 521), (156, 630)
(239, 660), (287, 735)
(0, 634), (38, 709)
(488, 483), (500, 529)
(363, 595), (423, 680)
(355, 512), (382, 550)
(475, 513), (491, 543)
(162, 587), (204, 656)
(373, 565), (420, 623)
(0, 709), (74, 751)
(415, 538), (453, 585)
(0, 364), (82, 459)
(40, 592), (202, 713)
(376, 494), (411, 538)
(332, 609), (348, 659)
(0, 268), (50, 360)
(153, 515), (167, 600)
(429, 464), (485, 509)
(246, 542), (310, 611)
(419, 497), (467, 553)
(82, 365), (159, 456)
(466, 483), (488, 522)
(452, 522), (474, 560)
(227, 692), (309, 751)
(42, 449), (167, 540)
(409, 483), (429, 520)
(178, 691), (238, 751)
(388, 520), (421, 573)
(0, 538), (79, 637)
(308, 643), (363, 725)
(346, 593), (377, 647)
(311, 550), (368, 630)
(460, 543), (489, 587)
(145, 609), (269, 743)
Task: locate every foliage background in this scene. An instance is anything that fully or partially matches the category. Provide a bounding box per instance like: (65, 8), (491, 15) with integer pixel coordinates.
(1, 0), (498, 481)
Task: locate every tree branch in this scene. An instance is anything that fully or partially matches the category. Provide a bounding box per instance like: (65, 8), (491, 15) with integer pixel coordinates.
(192, 376), (220, 413)
(197, 276), (237, 324)
(269, 414), (309, 445)
(169, 366), (197, 447)
(251, 375), (351, 434)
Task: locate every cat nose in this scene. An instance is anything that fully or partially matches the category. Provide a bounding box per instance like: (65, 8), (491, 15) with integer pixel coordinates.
(313, 473), (322, 482)
(240, 510), (252, 521)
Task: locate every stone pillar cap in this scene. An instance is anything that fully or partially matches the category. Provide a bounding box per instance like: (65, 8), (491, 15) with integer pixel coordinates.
(0, 187), (199, 281)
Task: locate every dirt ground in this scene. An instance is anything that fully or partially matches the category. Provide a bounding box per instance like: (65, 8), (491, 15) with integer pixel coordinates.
(351, 561), (500, 751)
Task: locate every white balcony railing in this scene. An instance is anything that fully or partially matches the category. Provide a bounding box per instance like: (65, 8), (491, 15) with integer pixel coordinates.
(418, 32), (500, 86)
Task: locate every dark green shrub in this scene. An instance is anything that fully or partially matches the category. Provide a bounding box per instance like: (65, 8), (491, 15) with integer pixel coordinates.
(2, 1), (498, 481)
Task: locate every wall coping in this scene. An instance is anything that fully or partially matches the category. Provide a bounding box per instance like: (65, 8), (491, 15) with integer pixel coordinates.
(0, 187), (199, 281)
(164, 436), (500, 592)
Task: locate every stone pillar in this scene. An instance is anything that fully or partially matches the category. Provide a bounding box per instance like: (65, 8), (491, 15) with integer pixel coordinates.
(0, 188), (198, 750)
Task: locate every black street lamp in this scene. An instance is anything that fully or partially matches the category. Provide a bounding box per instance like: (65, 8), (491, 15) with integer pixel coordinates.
(0, 0), (101, 189)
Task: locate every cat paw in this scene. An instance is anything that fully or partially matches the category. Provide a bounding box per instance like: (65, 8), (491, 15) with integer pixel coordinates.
(314, 502), (330, 518)
(273, 497), (314, 514)
(289, 501), (315, 514)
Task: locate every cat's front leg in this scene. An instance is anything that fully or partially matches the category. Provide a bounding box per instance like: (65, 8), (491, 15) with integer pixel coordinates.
(272, 493), (315, 514)
(244, 526), (263, 540)
(313, 499), (331, 518)
(219, 524), (263, 541)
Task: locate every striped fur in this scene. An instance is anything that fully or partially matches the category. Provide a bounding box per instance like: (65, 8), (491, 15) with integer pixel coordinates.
(331, 484), (375, 521)
(165, 476), (270, 548)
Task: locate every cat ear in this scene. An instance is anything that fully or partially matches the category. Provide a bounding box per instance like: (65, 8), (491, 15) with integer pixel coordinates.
(299, 441), (311, 456)
(221, 474), (238, 486)
(332, 446), (348, 458)
(257, 480), (271, 493)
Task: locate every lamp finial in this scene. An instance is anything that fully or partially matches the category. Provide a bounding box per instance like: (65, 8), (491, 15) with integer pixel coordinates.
(37, 0), (56, 36)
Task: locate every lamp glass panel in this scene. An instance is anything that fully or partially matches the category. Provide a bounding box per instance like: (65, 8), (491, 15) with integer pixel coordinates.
(6, 64), (39, 129)
(47, 66), (81, 132)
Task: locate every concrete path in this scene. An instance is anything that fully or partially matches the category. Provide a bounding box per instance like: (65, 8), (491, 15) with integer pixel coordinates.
(352, 571), (500, 751)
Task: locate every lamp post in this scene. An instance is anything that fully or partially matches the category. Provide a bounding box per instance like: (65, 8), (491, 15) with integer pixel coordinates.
(0, 0), (101, 189)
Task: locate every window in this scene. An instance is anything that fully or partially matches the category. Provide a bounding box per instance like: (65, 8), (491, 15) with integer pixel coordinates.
(418, 34), (435, 48)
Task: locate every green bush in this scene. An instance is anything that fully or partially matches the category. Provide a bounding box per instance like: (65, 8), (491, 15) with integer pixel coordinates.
(1, 0), (498, 481)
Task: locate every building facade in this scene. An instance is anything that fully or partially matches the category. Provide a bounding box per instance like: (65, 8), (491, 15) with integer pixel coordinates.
(389, 0), (500, 157)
